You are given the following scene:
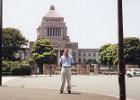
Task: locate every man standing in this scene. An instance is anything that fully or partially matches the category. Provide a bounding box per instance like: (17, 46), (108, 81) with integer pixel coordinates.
(59, 48), (74, 94)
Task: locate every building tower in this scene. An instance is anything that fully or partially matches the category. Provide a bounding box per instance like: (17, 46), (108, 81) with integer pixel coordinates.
(37, 5), (79, 64)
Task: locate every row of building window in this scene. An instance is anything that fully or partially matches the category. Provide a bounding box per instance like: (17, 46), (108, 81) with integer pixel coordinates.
(45, 19), (63, 23)
(78, 52), (96, 57)
(78, 59), (86, 63)
(46, 28), (61, 36)
(78, 59), (97, 63)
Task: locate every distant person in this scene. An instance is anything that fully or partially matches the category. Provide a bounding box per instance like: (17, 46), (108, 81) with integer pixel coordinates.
(59, 48), (74, 94)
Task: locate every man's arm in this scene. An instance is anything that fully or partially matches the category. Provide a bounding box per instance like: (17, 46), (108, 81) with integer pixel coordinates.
(70, 56), (75, 65)
(58, 56), (62, 66)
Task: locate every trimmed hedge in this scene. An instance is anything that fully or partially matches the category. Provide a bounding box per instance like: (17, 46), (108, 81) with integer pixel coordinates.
(2, 60), (32, 76)
(2, 72), (11, 76)
(11, 64), (31, 75)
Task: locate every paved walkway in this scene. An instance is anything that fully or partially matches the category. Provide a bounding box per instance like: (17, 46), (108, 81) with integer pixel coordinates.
(2, 75), (139, 100)
(1, 75), (120, 100)
(0, 86), (118, 100)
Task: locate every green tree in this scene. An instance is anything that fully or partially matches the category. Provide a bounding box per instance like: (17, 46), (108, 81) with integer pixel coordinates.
(2, 28), (28, 60)
(31, 37), (56, 74)
(98, 43), (118, 67)
(124, 37), (140, 65)
(99, 43), (111, 66)
(99, 37), (140, 67)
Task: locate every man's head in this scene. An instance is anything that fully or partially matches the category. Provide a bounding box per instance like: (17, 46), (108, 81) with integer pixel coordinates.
(64, 48), (69, 56)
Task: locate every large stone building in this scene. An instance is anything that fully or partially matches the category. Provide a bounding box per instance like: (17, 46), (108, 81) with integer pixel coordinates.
(30, 5), (99, 64)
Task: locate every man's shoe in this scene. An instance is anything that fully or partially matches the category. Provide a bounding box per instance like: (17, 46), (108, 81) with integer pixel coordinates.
(68, 90), (71, 94)
(59, 90), (63, 94)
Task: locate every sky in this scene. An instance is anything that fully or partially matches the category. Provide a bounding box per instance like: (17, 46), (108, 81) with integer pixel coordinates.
(3, 0), (140, 48)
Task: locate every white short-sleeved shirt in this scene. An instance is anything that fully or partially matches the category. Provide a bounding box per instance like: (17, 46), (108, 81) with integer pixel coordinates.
(59, 55), (74, 68)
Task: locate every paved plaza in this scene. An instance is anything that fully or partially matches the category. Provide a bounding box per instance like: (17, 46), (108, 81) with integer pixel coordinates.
(1, 75), (140, 100)
(0, 86), (118, 100)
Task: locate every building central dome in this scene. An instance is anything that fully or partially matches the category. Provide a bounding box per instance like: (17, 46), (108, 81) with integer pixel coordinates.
(50, 5), (55, 10)
(45, 5), (61, 17)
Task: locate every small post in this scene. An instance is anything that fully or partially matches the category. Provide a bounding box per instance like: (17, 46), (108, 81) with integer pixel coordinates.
(36, 62), (38, 77)
(49, 56), (52, 77)
(50, 65), (52, 77)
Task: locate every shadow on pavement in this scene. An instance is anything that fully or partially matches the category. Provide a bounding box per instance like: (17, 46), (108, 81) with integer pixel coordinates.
(60, 92), (82, 95)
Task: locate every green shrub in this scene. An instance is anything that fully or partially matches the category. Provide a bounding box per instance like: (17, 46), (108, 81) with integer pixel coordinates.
(2, 61), (10, 72)
(2, 60), (31, 76)
(19, 64), (31, 75)
(2, 72), (11, 76)
(4, 61), (13, 66)
(10, 67), (20, 75)
(21, 61), (29, 65)
(11, 64), (31, 75)
(11, 61), (20, 67)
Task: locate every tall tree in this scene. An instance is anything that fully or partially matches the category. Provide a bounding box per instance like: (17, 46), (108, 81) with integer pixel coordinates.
(98, 43), (118, 67)
(31, 37), (56, 74)
(99, 43), (111, 66)
(2, 28), (28, 60)
(99, 37), (140, 67)
(124, 37), (140, 65)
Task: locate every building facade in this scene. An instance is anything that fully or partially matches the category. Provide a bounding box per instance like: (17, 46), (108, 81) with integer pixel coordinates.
(78, 49), (99, 63)
(29, 5), (99, 64)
